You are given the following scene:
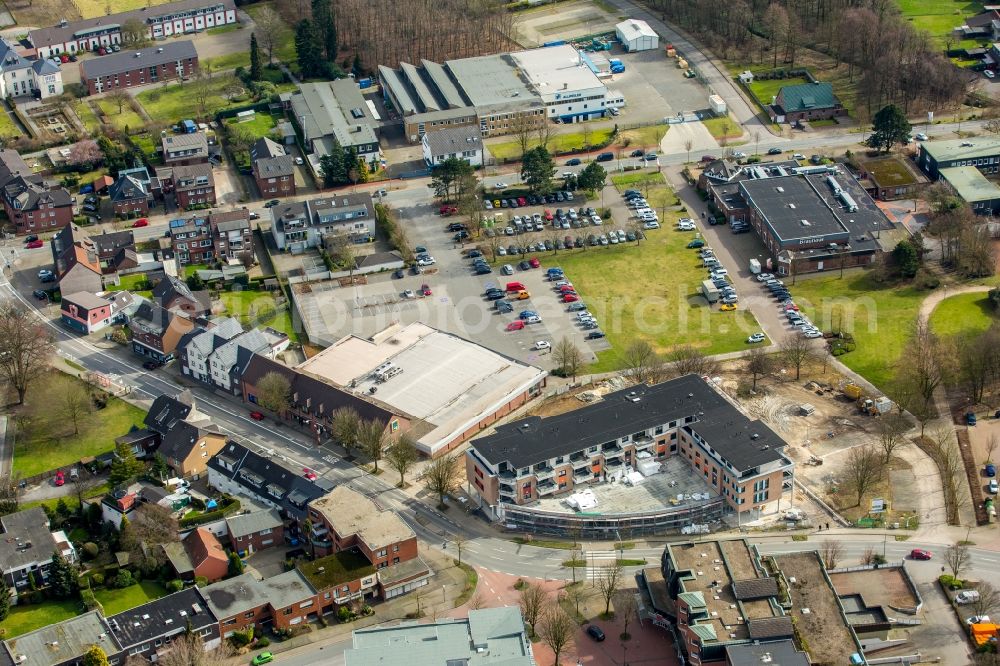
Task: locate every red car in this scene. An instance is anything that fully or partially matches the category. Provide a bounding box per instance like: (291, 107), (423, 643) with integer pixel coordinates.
(529, 258), (540, 268)
(506, 320), (525, 331)
(249, 410), (265, 421)
(54, 471), (65, 487)
(909, 549), (933, 560)
(543, 210), (553, 221)
(517, 197), (527, 206)
(132, 218), (149, 228)
(439, 205), (458, 216)
(60, 54), (69, 63)
(558, 285), (576, 293)
(562, 294), (580, 302)
(420, 283), (432, 296)
(302, 468), (318, 481)
(98, 47), (106, 55)
(26, 240), (43, 249)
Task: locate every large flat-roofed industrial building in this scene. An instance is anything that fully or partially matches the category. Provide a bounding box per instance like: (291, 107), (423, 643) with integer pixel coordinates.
(917, 136), (1000, 179)
(295, 323), (547, 457)
(378, 44), (622, 143)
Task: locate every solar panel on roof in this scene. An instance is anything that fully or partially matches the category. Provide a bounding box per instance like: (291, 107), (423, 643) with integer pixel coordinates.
(169, 219), (187, 228)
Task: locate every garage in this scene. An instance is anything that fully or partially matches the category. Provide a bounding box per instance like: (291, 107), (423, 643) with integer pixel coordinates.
(616, 19), (659, 52)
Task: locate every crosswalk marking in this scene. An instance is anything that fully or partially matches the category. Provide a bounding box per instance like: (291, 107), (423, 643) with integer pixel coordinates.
(584, 550), (618, 579)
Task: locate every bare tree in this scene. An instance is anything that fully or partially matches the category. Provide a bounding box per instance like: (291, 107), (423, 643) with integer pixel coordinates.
(563, 582), (585, 620)
(252, 5), (289, 65)
(945, 543), (971, 578)
(744, 347), (774, 391)
(538, 602), (575, 665)
(569, 546), (582, 584)
(972, 582), (1000, 619)
(0, 304), (55, 404)
(820, 540), (844, 569)
(518, 582), (548, 637)
(613, 589), (638, 640)
(0, 473), (21, 516)
(877, 413), (910, 468)
(51, 375), (94, 436)
(987, 435), (999, 464)
(106, 89), (131, 115)
(780, 335), (817, 381)
(535, 119), (552, 151)
(684, 139), (693, 164)
(469, 592), (486, 610)
(895, 318), (953, 436)
(509, 113), (539, 159)
(451, 532), (468, 566)
(385, 433), (418, 487)
(597, 561), (623, 616)
(423, 453), (461, 508)
(619, 340), (666, 385)
(553, 337), (586, 380)
(331, 407), (362, 453)
(126, 504), (179, 573)
(845, 444), (883, 507)
(860, 546), (878, 565)
(356, 418), (390, 473)
(666, 345), (717, 378)
(158, 631), (234, 666)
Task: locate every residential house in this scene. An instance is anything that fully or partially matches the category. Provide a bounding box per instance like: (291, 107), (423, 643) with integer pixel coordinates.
(0, 611), (122, 666)
(107, 588), (221, 662)
(767, 82), (846, 124)
(0, 36), (63, 99)
(80, 40), (198, 95)
(289, 79), (381, 173)
(251, 137), (296, 198)
(91, 229), (138, 273)
(151, 274), (210, 316)
(162, 132), (209, 166)
(100, 485), (153, 528)
(27, 0), (238, 58)
(177, 317), (245, 383)
(167, 215), (213, 265)
(0, 507), (77, 593)
(303, 486), (430, 608)
(962, 10), (1000, 42)
(60, 290), (134, 334)
(168, 208), (253, 267)
(0, 149), (74, 235)
(156, 162), (216, 210)
(178, 321), (288, 395)
(109, 167), (154, 219)
(343, 608), (534, 666)
(168, 528), (229, 583)
(207, 441), (330, 525)
(270, 193), (375, 252)
(50, 223), (104, 294)
(209, 208), (253, 263)
(856, 155), (928, 201)
(129, 302), (198, 363)
(141, 392), (227, 478)
(225, 509), (284, 556)
(421, 124), (486, 167)
(200, 571), (318, 637)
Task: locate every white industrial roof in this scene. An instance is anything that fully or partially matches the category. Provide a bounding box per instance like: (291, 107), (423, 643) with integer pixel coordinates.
(296, 323), (547, 455)
(616, 19), (658, 40)
(511, 44), (605, 94)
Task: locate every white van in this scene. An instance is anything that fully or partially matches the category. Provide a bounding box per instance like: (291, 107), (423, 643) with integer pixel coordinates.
(957, 590), (981, 604)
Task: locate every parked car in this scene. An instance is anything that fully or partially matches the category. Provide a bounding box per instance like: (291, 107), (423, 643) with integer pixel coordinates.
(585, 330), (605, 340)
(595, 152), (614, 162)
(767, 147), (782, 155)
(26, 240), (43, 249)
(506, 320), (525, 331)
(566, 158), (581, 166)
(420, 284), (432, 296)
(533, 340), (551, 350)
(990, 479), (998, 494)
(264, 199), (280, 207)
(251, 652), (274, 666)
(32, 289), (47, 300)
(54, 471), (65, 487)
(132, 218), (148, 227)
(747, 333), (766, 344)
(909, 549), (932, 560)
(957, 590), (981, 604)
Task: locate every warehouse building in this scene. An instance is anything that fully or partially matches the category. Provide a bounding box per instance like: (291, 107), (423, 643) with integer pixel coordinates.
(296, 322), (547, 457)
(939, 166), (1000, 215)
(917, 136), (1000, 179)
(616, 19), (659, 52)
(378, 44), (621, 143)
(289, 79), (381, 173)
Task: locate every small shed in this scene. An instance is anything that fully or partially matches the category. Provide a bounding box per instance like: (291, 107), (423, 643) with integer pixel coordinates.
(616, 19), (659, 52)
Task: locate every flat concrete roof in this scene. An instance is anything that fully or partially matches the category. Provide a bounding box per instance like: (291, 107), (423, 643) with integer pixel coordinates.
(921, 136), (1000, 163)
(309, 486), (413, 550)
(512, 44), (605, 95)
(940, 166), (1000, 202)
(296, 323), (547, 455)
(446, 54), (535, 108)
(740, 175), (845, 241)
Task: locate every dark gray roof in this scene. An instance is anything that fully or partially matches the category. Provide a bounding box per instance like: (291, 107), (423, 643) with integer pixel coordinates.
(471, 375), (788, 472)
(1, 611), (121, 666)
(251, 137), (286, 160)
(0, 507), (58, 574)
(225, 509), (283, 539)
(732, 577), (779, 601)
(423, 124), (483, 158)
(107, 588), (217, 649)
(81, 41), (197, 80)
(726, 641), (810, 666)
(130, 301), (172, 335)
(746, 616), (795, 640)
(145, 394), (193, 433)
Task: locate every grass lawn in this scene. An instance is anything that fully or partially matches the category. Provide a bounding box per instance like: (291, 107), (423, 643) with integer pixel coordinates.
(789, 272), (926, 391)
(12, 383), (148, 478)
(218, 290), (300, 342)
(610, 171), (678, 210)
(137, 75), (248, 124)
(106, 272), (149, 292)
(94, 581), (168, 616)
(245, 3), (297, 63)
(130, 134), (162, 166)
(0, 599), (79, 637)
(0, 109), (21, 139)
(488, 127), (616, 161)
(204, 51), (252, 72)
(549, 228), (763, 373)
(72, 0), (175, 17)
(207, 23), (243, 35)
(701, 113), (742, 140)
(184, 263), (210, 277)
(226, 112), (279, 139)
(747, 77), (811, 105)
(897, 0), (984, 46)
(929, 291), (999, 338)
(857, 156), (918, 187)
(73, 101), (102, 134)
(95, 98), (144, 133)
(619, 124), (669, 150)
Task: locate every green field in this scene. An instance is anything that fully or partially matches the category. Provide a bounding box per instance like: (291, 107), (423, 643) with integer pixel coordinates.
(897, 0), (984, 47)
(131, 134), (162, 166)
(747, 77), (811, 105)
(929, 291), (999, 338)
(0, 109), (21, 139)
(218, 290), (300, 342)
(226, 112), (279, 139)
(789, 273), (926, 391)
(0, 599), (79, 637)
(94, 581), (168, 616)
(488, 128), (616, 161)
(137, 75), (245, 123)
(95, 98), (144, 133)
(549, 228), (763, 373)
(701, 113), (742, 140)
(74, 101), (102, 134)
(204, 51), (252, 72)
(619, 124), (669, 150)
(12, 384), (148, 478)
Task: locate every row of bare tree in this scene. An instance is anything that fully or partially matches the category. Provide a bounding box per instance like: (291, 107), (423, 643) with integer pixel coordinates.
(923, 183), (998, 279)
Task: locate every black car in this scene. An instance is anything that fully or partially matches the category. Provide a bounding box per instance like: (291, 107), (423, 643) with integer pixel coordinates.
(467, 250), (483, 258)
(264, 199), (280, 207)
(496, 300), (513, 313)
(565, 158), (582, 166)
(485, 289), (504, 300)
(475, 266), (493, 275)
(596, 152), (614, 162)
(454, 231), (470, 241)
(24, 234), (38, 243)
(585, 331), (606, 340)
(767, 147), (782, 155)
(393, 269), (404, 279)
(410, 264), (422, 275)
(518, 260), (532, 270)
(32, 289), (47, 300)
(630, 149), (644, 157)
(142, 360), (161, 370)
(447, 222), (466, 232)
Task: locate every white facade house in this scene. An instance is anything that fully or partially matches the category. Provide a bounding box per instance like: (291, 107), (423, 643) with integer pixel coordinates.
(421, 125), (486, 167)
(0, 38), (63, 99)
(616, 19), (659, 52)
(511, 45), (617, 123)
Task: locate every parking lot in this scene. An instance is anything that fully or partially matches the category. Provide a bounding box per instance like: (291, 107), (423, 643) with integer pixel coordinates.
(610, 48), (714, 124)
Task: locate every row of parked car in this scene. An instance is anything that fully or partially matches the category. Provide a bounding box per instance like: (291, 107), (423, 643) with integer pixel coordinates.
(484, 190), (576, 210)
(542, 267), (605, 340)
(699, 246), (739, 311)
(754, 274), (823, 339)
(622, 189), (660, 227)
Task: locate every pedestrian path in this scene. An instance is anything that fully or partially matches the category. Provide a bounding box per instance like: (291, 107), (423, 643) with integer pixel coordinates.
(585, 550), (617, 580)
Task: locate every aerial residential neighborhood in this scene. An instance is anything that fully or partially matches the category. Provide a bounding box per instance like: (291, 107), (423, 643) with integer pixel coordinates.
(0, 0), (1000, 664)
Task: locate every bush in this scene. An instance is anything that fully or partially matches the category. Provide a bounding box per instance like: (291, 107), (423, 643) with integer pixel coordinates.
(939, 574), (964, 589)
(115, 570), (134, 589)
(195, 576), (208, 587)
(255, 637), (270, 648)
(82, 542), (100, 560)
(337, 606), (352, 623)
(91, 573), (105, 587)
(80, 588), (103, 612)
(166, 579), (184, 593)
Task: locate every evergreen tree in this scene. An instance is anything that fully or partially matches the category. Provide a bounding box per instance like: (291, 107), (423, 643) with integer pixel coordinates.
(576, 161), (607, 191)
(295, 19), (324, 79)
(520, 146), (556, 195)
(97, 136), (128, 177)
(117, 515), (137, 554)
(867, 104), (911, 153)
(351, 54), (363, 78)
(55, 498), (72, 526)
(109, 441), (144, 488)
(311, 0), (337, 62)
(249, 33), (263, 82)
(81, 645), (109, 666)
(228, 551), (245, 577)
(48, 552), (78, 599)
(893, 239), (919, 278)
(0, 580), (10, 621)
(319, 141), (347, 186)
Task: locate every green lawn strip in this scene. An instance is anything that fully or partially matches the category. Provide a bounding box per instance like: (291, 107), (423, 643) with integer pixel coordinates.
(94, 98), (144, 133)
(137, 75), (248, 124)
(512, 537), (577, 550)
(184, 263), (210, 277)
(616, 558), (647, 566)
(619, 124), (669, 149)
(549, 223), (761, 373)
(204, 51), (251, 72)
(701, 113), (742, 140)
(454, 561), (478, 606)
(748, 77), (810, 106)
(897, 0), (985, 46)
(105, 272), (148, 291)
(610, 171), (678, 210)
(217, 290), (300, 342)
(12, 393), (148, 478)
(207, 23), (242, 35)
(929, 291), (999, 338)
(487, 128), (616, 161)
(130, 135), (162, 166)
(0, 109), (21, 139)
(562, 559), (586, 567)
(0, 599), (80, 637)
(789, 273), (926, 392)
(226, 112), (278, 139)
(94, 581), (169, 616)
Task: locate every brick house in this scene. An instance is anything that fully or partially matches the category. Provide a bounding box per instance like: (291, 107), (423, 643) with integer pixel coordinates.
(225, 509), (284, 556)
(107, 588), (222, 661)
(185, 528), (229, 582)
(168, 209), (252, 267)
(210, 208), (252, 262)
(80, 40), (198, 95)
(130, 302), (198, 363)
(156, 163), (216, 210)
(60, 290), (134, 334)
(151, 274), (211, 317)
(768, 82), (846, 124)
(200, 571), (318, 638)
(0, 149), (74, 235)
(92, 229), (138, 273)
(251, 137), (295, 198)
(109, 167), (154, 219)
(163, 132), (209, 166)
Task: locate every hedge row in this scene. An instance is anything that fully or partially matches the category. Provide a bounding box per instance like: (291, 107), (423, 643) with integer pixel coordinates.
(179, 497), (240, 528)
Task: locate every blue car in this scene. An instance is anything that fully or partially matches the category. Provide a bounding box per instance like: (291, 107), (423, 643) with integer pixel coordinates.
(987, 464), (997, 478)
(518, 310), (538, 320)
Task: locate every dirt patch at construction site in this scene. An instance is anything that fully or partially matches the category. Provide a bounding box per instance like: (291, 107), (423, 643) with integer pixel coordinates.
(829, 568), (919, 612)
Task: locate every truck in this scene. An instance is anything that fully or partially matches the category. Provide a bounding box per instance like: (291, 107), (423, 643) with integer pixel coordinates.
(749, 258), (761, 274)
(609, 58), (625, 74)
(842, 383), (864, 401)
(701, 279), (720, 303)
(860, 396), (894, 416)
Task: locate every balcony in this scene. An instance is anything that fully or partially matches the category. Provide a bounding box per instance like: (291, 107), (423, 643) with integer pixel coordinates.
(602, 443), (623, 455)
(570, 451), (587, 463)
(606, 457), (624, 468)
(498, 469), (516, 481)
(534, 466), (554, 480)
